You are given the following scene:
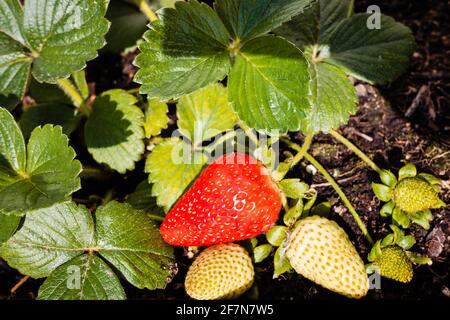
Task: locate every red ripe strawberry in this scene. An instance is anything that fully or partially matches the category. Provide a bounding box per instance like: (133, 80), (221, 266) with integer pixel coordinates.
(160, 153), (281, 246)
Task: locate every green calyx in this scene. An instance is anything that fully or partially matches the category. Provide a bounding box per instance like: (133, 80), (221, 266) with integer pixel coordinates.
(373, 246), (413, 283)
(393, 177), (443, 214)
(373, 163), (446, 229)
(367, 225), (432, 283)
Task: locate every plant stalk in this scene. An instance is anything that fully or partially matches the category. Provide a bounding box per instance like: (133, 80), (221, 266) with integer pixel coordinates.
(329, 130), (382, 174)
(238, 120), (260, 147)
(347, 0), (355, 17)
(139, 0), (158, 22)
(289, 134), (313, 170)
(57, 78), (83, 107)
(304, 151), (374, 245)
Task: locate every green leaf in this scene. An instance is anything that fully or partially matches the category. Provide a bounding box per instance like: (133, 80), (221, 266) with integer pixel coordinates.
(0, 0), (109, 103)
(380, 200), (395, 217)
(306, 61), (357, 132)
(177, 83), (236, 144)
(398, 235), (415, 251)
(228, 35), (309, 132)
(144, 99), (169, 138)
(273, 246), (291, 278)
(19, 104), (80, 138)
(38, 254), (126, 300)
(372, 183), (392, 202)
(126, 180), (165, 216)
(368, 240), (382, 262)
(311, 201), (331, 217)
(266, 226), (288, 247)
(283, 200), (303, 227)
(104, 0), (148, 53)
(389, 224), (405, 243)
(96, 201), (175, 290)
(379, 169), (397, 188)
(134, 0), (231, 99)
(145, 138), (206, 211)
(253, 244), (272, 263)
(409, 211), (432, 230)
(405, 252), (432, 266)
(0, 108), (81, 215)
(392, 207), (410, 229)
(380, 234), (394, 248)
(325, 13), (416, 84)
(399, 163), (417, 180)
(0, 215), (21, 243)
(0, 107), (26, 173)
(0, 202), (95, 278)
(417, 173), (441, 185)
(274, 0), (350, 49)
(85, 89), (145, 174)
(215, 0), (314, 42)
(0, 33), (31, 110)
(279, 179), (309, 199)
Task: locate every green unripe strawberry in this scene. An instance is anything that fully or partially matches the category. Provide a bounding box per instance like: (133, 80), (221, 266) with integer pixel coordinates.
(393, 177), (442, 214)
(185, 243), (254, 300)
(373, 246), (413, 283)
(286, 216), (368, 299)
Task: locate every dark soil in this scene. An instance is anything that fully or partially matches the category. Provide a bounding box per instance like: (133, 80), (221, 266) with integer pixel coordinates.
(1, 0), (448, 300)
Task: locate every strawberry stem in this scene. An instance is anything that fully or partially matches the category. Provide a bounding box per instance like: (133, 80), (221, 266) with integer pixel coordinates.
(282, 138), (374, 245)
(238, 120), (260, 147)
(289, 134), (313, 170)
(57, 78), (91, 116)
(304, 152), (374, 245)
(329, 130), (382, 174)
(348, 0), (355, 18)
(137, 0), (158, 22)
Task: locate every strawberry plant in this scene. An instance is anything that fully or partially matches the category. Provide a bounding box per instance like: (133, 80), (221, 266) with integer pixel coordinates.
(0, 0), (448, 301)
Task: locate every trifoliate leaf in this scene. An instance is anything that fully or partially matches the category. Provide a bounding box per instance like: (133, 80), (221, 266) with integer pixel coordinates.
(104, 0), (148, 53)
(38, 254), (126, 300)
(325, 14), (415, 84)
(144, 99), (169, 138)
(177, 83), (236, 145)
(126, 180), (165, 216)
(0, 215), (21, 243)
(145, 138), (206, 211)
(214, 0), (314, 42)
(306, 61), (357, 132)
(228, 35), (309, 133)
(134, 0), (231, 99)
(1, 201), (175, 296)
(95, 201), (175, 290)
(19, 104), (80, 138)
(0, 202), (96, 278)
(274, 0), (350, 49)
(0, 108), (81, 215)
(0, 0), (110, 106)
(85, 89), (145, 174)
